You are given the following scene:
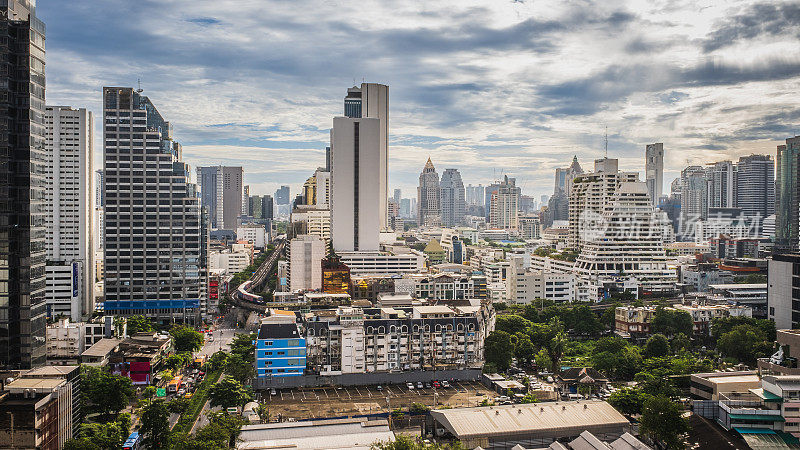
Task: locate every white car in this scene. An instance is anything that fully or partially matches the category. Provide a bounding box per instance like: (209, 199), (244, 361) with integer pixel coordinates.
(406, 382), (415, 390)
(441, 381), (450, 388)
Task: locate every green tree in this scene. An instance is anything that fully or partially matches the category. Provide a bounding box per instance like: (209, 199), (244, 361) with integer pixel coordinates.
(230, 333), (256, 362)
(256, 402), (271, 422)
(127, 315), (154, 334)
(734, 273), (766, 284)
(535, 349), (552, 371)
(571, 305), (603, 336)
(609, 387), (649, 416)
(165, 353), (190, 371)
(67, 414), (131, 450)
(601, 303), (621, 330)
(142, 385), (157, 400)
(226, 353), (256, 384)
(372, 434), (465, 449)
(209, 378), (253, 408)
(170, 325), (205, 352)
(82, 366), (135, 418)
(547, 331), (567, 374)
(495, 315), (533, 336)
(718, 324), (773, 365)
(651, 308), (693, 337)
(208, 350), (229, 371)
(711, 316), (776, 342)
(140, 400), (171, 450)
(514, 334), (536, 367)
(640, 396), (689, 449)
(644, 334), (670, 358)
(670, 333), (691, 353)
(484, 330), (514, 372)
(206, 411), (247, 447)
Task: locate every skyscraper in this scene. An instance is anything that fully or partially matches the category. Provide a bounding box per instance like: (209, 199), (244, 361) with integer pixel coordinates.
(680, 165), (709, 233)
(440, 168), (466, 227)
(330, 116), (381, 252)
(0, 0), (47, 369)
(196, 166), (243, 231)
(242, 184), (250, 216)
(645, 143), (664, 206)
(102, 87), (206, 323)
(44, 106), (95, 322)
(343, 83), (389, 231)
(707, 160), (735, 209)
(275, 185), (290, 205)
(555, 156), (583, 196)
(776, 137), (800, 251)
(568, 158), (638, 251)
(736, 154), (775, 219)
(393, 188), (401, 206)
(489, 175), (520, 231)
(417, 158), (441, 227)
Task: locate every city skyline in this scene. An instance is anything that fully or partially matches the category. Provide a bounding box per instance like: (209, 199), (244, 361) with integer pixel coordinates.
(40, 1), (800, 199)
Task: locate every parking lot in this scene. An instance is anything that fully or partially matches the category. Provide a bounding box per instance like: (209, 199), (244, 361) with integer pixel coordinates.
(260, 380), (497, 420)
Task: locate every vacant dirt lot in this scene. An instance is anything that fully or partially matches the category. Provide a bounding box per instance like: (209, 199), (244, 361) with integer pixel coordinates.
(260, 380), (498, 420)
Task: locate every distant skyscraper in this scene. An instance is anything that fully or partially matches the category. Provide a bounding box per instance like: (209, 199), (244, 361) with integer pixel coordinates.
(645, 143), (664, 205)
(197, 166), (243, 231)
(44, 106), (95, 322)
(0, 0), (47, 370)
(680, 165), (709, 225)
(417, 158), (441, 227)
(776, 137), (800, 251)
(343, 83), (389, 230)
(489, 175), (520, 231)
(393, 188), (402, 206)
(103, 87), (206, 323)
(440, 169), (466, 227)
(330, 116), (381, 251)
(736, 154), (775, 219)
(707, 160), (735, 209)
(400, 198), (412, 218)
(242, 185), (250, 216)
(540, 194), (549, 205)
(466, 184), (485, 207)
(555, 156), (584, 196)
(275, 185), (291, 205)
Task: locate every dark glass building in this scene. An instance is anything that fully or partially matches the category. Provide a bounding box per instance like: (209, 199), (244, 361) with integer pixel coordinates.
(0, 0), (47, 369)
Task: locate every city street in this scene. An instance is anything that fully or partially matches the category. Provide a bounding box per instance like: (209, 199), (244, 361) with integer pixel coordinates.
(196, 324), (243, 358)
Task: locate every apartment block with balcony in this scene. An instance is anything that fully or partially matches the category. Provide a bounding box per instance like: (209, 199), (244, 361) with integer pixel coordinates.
(256, 323), (306, 378)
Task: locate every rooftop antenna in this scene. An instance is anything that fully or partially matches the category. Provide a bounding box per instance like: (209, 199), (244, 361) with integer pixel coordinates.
(136, 79), (143, 94)
(604, 125), (608, 158)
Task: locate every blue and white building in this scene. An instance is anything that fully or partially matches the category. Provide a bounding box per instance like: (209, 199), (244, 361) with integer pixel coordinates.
(256, 323), (306, 377)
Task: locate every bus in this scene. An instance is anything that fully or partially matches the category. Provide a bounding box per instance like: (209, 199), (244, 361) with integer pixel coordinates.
(167, 376), (182, 394)
(122, 432), (140, 450)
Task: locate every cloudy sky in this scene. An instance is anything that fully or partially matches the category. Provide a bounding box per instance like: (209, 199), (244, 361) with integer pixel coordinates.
(42, 0), (800, 201)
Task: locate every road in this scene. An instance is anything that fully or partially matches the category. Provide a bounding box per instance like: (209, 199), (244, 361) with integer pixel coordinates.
(196, 326), (240, 358)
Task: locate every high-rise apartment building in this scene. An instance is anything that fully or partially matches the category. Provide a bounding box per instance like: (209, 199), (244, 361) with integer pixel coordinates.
(707, 160), (735, 209)
(568, 158), (638, 251)
(645, 143), (664, 206)
(776, 137), (800, 251)
(417, 158), (441, 227)
(440, 168), (465, 227)
(344, 83), (389, 230)
(102, 87), (205, 323)
(489, 175), (520, 231)
(680, 165), (709, 232)
(574, 182), (675, 300)
(275, 185), (290, 205)
(242, 184), (250, 216)
(736, 154), (775, 218)
(330, 116), (381, 252)
(44, 106), (95, 322)
(0, 0), (47, 370)
(196, 166), (243, 231)
(466, 184), (485, 206)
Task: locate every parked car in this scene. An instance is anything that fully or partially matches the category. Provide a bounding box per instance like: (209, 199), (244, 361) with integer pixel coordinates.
(377, 385), (383, 391)
(271, 388), (277, 396)
(177, 388), (186, 396)
(441, 381), (450, 388)
(432, 381), (441, 389)
(416, 382), (423, 389)
(406, 382), (415, 390)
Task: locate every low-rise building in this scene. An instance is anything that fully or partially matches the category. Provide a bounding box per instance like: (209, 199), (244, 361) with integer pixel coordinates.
(109, 332), (172, 385)
(614, 303), (751, 337)
(393, 273), (488, 302)
(428, 401), (630, 450)
(338, 251), (425, 276)
(255, 322), (306, 378)
(690, 371), (761, 401)
(680, 263), (735, 292)
(209, 250), (251, 274)
(237, 224), (269, 249)
(709, 283), (768, 318)
(46, 316), (120, 365)
(508, 257), (575, 304)
(237, 418), (394, 450)
(758, 329), (800, 376)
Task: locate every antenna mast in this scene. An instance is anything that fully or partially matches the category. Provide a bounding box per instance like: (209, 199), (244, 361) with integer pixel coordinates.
(604, 125), (608, 158)
(136, 78), (143, 93)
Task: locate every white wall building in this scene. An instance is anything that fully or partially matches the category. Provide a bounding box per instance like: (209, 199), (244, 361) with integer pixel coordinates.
(209, 251), (250, 274)
(237, 224), (269, 248)
(288, 235), (325, 292)
(330, 116), (381, 251)
(45, 106), (95, 321)
(290, 207), (331, 244)
(507, 257), (576, 304)
(338, 251), (426, 275)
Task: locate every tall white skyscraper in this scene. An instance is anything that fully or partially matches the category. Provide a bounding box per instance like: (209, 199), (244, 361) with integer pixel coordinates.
(102, 87), (206, 323)
(344, 83), (389, 231)
(645, 143), (664, 206)
(708, 160), (736, 209)
(44, 106), (95, 321)
(330, 116), (381, 252)
(489, 175), (520, 231)
(440, 168), (466, 227)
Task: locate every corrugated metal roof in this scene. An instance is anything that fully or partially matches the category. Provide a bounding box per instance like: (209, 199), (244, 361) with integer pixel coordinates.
(430, 401), (629, 439)
(238, 419), (393, 450)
